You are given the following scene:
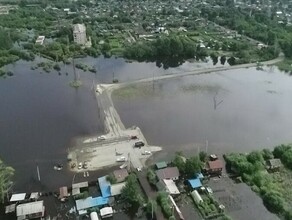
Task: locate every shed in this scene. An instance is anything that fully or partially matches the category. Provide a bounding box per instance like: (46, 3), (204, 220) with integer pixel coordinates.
(10, 193), (26, 202)
(156, 167), (180, 180)
(163, 179), (180, 195)
(16, 201), (45, 219)
(191, 190), (203, 204)
(155, 161), (167, 170)
(113, 169), (128, 183)
(29, 192), (39, 200)
(72, 181), (88, 189)
(5, 204), (16, 214)
(98, 176), (111, 198)
(76, 197), (109, 211)
(110, 182), (126, 196)
(207, 159), (223, 175)
(100, 207), (113, 218)
(188, 178), (202, 189)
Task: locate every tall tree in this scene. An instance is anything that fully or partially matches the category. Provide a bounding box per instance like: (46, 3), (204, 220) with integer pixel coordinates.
(0, 159), (14, 203)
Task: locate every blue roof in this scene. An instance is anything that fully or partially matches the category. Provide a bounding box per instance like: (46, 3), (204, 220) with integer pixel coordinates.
(98, 176), (111, 198)
(188, 178), (202, 189)
(76, 196), (109, 210)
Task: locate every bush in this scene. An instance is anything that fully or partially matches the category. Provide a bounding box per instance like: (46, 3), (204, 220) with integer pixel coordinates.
(262, 191), (285, 213)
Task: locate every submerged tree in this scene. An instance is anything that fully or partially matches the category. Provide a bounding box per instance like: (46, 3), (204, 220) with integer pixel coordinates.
(0, 159), (14, 203)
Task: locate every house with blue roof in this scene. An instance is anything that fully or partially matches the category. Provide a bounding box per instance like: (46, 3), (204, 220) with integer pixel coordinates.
(188, 178), (202, 189)
(98, 176), (111, 198)
(75, 196), (109, 213)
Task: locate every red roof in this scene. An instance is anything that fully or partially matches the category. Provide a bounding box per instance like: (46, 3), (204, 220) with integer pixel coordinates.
(208, 160), (224, 170)
(156, 167), (180, 180)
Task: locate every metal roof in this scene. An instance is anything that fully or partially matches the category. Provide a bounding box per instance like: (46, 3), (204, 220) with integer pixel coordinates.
(163, 179), (180, 195)
(59, 186), (68, 198)
(73, 24), (86, 33)
(188, 178), (202, 189)
(155, 161), (167, 169)
(10, 193), (26, 202)
(16, 201), (44, 217)
(110, 182), (126, 196)
(98, 176), (111, 198)
(5, 204), (16, 214)
(156, 167), (180, 180)
(29, 192), (39, 200)
(100, 207), (113, 217)
(76, 197), (109, 211)
(72, 181), (88, 189)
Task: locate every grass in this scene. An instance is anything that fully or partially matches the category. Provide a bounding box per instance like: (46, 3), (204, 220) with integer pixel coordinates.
(275, 59), (292, 73)
(113, 83), (158, 99)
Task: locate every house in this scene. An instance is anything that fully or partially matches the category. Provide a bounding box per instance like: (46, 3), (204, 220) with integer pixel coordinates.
(156, 167), (180, 181)
(73, 24), (87, 45)
(206, 159), (224, 175)
(163, 179), (180, 195)
(187, 178), (202, 189)
(110, 182), (126, 196)
(267, 158), (282, 171)
(10, 193), (26, 203)
(113, 169), (128, 183)
(155, 161), (167, 170)
(16, 201), (45, 219)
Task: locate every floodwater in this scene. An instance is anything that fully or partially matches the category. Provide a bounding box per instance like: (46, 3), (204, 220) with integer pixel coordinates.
(114, 66), (292, 158)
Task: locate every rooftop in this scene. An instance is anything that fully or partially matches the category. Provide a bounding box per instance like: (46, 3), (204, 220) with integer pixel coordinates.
(110, 182), (126, 196)
(73, 23), (86, 33)
(163, 179), (180, 195)
(208, 159), (224, 170)
(76, 196), (109, 211)
(16, 201), (44, 217)
(98, 176), (111, 198)
(155, 161), (167, 169)
(156, 167), (179, 180)
(113, 169), (129, 183)
(10, 193), (26, 202)
(188, 178), (202, 189)
(72, 181), (88, 189)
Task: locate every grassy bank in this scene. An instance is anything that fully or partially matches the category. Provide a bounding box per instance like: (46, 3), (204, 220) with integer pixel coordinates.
(113, 83), (159, 99)
(275, 59), (292, 73)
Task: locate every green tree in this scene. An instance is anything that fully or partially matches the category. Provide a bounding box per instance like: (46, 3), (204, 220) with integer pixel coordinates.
(147, 169), (157, 185)
(262, 149), (273, 160)
(146, 199), (157, 216)
(0, 159), (14, 202)
(172, 152), (185, 173)
(199, 151), (208, 162)
(185, 156), (201, 178)
(121, 174), (144, 209)
(262, 191), (284, 213)
(273, 144), (292, 159)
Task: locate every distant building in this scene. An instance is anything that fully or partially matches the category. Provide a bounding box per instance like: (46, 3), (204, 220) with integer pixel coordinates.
(267, 158), (282, 171)
(205, 159), (224, 175)
(73, 24), (87, 45)
(156, 167), (180, 181)
(35, 36), (45, 45)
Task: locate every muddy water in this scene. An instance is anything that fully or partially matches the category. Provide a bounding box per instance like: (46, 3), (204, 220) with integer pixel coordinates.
(113, 66), (292, 157)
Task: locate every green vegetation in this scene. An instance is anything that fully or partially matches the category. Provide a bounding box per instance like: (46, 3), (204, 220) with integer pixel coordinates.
(147, 169), (157, 186)
(276, 59), (292, 73)
(145, 199), (157, 216)
(121, 174), (144, 211)
(172, 152), (202, 178)
(0, 159), (14, 203)
(157, 191), (174, 219)
(196, 196), (224, 219)
(106, 174), (117, 184)
(224, 145), (292, 219)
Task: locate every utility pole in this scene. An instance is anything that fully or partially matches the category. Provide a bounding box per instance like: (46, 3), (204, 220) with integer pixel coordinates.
(36, 164), (41, 182)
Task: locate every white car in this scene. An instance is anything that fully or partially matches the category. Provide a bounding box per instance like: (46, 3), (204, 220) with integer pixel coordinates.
(142, 150), (152, 155)
(116, 156), (127, 162)
(98, 135), (106, 140)
(78, 162), (83, 169)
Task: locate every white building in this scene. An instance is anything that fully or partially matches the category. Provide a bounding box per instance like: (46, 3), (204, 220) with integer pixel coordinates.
(73, 24), (87, 45)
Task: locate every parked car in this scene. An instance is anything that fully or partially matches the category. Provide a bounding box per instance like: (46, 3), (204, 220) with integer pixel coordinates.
(83, 162), (88, 169)
(116, 156), (127, 162)
(78, 162), (83, 169)
(98, 135), (107, 140)
(130, 135), (138, 140)
(142, 150), (151, 155)
(134, 141), (145, 148)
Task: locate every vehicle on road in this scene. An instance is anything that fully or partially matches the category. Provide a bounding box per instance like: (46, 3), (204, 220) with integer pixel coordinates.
(142, 150), (151, 155)
(134, 141), (145, 148)
(54, 164), (63, 171)
(120, 163), (127, 169)
(78, 162), (83, 169)
(98, 135), (107, 140)
(83, 161), (88, 169)
(116, 156), (127, 162)
(130, 135), (138, 140)
(136, 167), (142, 172)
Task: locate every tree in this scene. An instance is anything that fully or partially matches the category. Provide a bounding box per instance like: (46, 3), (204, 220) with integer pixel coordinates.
(247, 151), (264, 164)
(262, 191), (284, 213)
(146, 199), (157, 217)
(172, 153), (185, 173)
(262, 149), (273, 160)
(199, 151), (208, 162)
(147, 169), (157, 185)
(121, 174), (144, 210)
(185, 156), (201, 178)
(273, 144), (292, 159)
(0, 159), (14, 203)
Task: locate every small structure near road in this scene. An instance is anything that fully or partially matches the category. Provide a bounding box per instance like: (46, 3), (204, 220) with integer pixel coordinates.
(10, 193), (26, 203)
(75, 197), (109, 214)
(266, 158), (282, 171)
(110, 182), (126, 196)
(156, 167), (180, 181)
(59, 186), (68, 201)
(100, 207), (113, 218)
(155, 161), (167, 170)
(16, 200), (45, 220)
(188, 178), (203, 190)
(72, 181), (88, 196)
(162, 179), (180, 195)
